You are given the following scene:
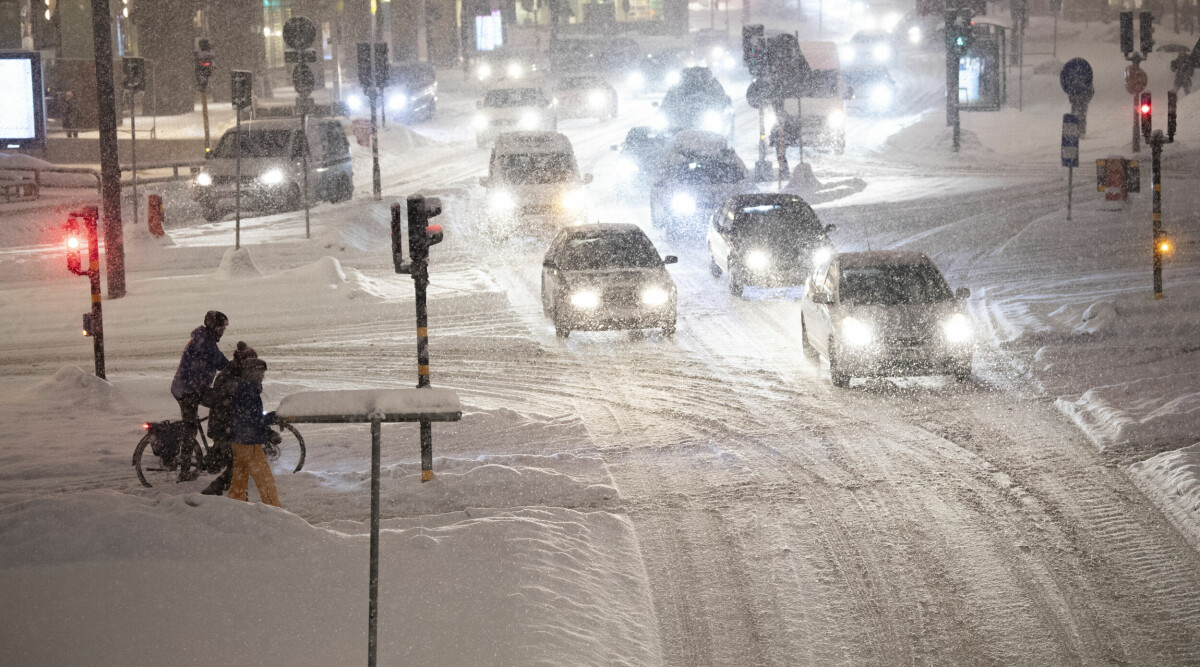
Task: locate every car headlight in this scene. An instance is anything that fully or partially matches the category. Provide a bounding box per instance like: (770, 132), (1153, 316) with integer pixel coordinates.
(477, 63), (493, 80)
(627, 71), (646, 89)
(943, 313), (973, 343)
(840, 46), (857, 65)
(507, 62), (523, 79)
(812, 246), (833, 267)
(664, 70), (681, 86)
(570, 290), (600, 308)
(642, 286), (671, 306)
(908, 26), (922, 44)
(841, 317), (873, 347)
(195, 172), (213, 187)
(651, 112), (669, 132)
(873, 44), (891, 62)
(870, 84), (893, 109)
(472, 113), (489, 129)
(703, 110), (724, 132)
(346, 94), (364, 112)
(589, 90), (607, 108)
(827, 110), (846, 128)
(710, 46), (725, 60)
(561, 188), (586, 211)
(519, 110), (541, 129)
(489, 190), (516, 212)
(670, 192), (696, 215)
(745, 250), (770, 271)
(387, 93), (408, 111)
(259, 168), (285, 185)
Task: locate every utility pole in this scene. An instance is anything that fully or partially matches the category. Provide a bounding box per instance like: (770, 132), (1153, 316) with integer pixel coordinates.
(1150, 130), (1170, 299)
(90, 0), (126, 299)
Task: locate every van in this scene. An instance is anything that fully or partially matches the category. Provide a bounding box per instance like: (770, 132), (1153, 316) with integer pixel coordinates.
(793, 41), (847, 153)
(192, 117), (353, 221)
(473, 81), (557, 148)
(479, 131), (593, 237)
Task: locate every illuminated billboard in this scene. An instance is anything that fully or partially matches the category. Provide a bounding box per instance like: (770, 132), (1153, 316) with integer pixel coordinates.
(0, 51), (46, 150)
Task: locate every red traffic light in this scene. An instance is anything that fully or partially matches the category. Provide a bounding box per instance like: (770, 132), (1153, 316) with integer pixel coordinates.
(1140, 102), (1151, 114)
(66, 235), (80, 250)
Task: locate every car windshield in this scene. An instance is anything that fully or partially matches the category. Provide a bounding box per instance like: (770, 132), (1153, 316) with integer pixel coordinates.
(559, 231), (662, 270)
(213, 129), (293, 158)
(484, 88), (545, 107)
(497, 152), (577, 184)
(559, 77), (604, 90)
(671, 158), (743, 184)
(840, 263), (954, 306)
(733, 204), (823, 244)
(798, 70), (840, 98)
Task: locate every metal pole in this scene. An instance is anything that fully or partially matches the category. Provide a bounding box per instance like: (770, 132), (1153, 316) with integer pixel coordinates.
(235, 107), (242, 249)
(86, 206), (106, 379)
(370, 90), (381, 200)
(1151, 131), (1164, 298)
(1067, 165), (1073, 221)
(414, 246), (433, 481)
(368, 417), (381, 667)
(91, 0), (126, 299)
(302, 110), (311, 238)
(201, 90), (211, 155)
(130, 92), (138, 230)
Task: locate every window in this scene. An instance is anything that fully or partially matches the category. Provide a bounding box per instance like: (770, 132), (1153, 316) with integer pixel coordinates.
(839, 263), (954, 306)
(559, 231), (662, 270)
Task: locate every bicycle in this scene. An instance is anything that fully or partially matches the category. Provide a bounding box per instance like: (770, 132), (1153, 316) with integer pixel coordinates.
(133, 414), (306, 489)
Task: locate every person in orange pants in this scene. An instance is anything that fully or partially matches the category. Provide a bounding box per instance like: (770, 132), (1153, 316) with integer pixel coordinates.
(226, 358), (282, 507)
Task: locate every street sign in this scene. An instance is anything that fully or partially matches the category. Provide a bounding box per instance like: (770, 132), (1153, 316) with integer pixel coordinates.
(1061, 114), (1080, 167)
(353, 119), (371, 147)
(1125, 64), (1148, 95)
(292, 63), (314, 96)
(282, 17), (317, 51)
(746, 78), (770, 109)
(1060, 58), (1093, 96)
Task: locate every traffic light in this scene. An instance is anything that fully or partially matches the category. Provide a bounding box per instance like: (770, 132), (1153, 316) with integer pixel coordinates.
(742, 23), (764, 70)
(231, 70), (253, 110)
(122, 57), (146, 92)
(1168, 90), (1177, 142)
(1139, 91), (1152, 141)
(65, 221), (85, 276)
(82, 313), (96, 337)
(374, 43), (389, 90)
(406, 195), (444, 265)
(1139, 11), (1155, 56)
(746, 36), (767, 78)
(357, 43), (373, 90)
(1120, 12), (1134, 56)
(946, 10), (973, 57)
(195, 49), (213, 90)
(390, 203), (406, 273)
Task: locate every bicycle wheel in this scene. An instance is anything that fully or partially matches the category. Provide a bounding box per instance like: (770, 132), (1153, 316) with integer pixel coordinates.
(133, 431), (205, 489)
(279, 422), (306, 473)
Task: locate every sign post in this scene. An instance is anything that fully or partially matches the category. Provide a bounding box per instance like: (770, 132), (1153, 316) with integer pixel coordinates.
(1061, 114), (1080, 221)
(284, 17), (318, 240)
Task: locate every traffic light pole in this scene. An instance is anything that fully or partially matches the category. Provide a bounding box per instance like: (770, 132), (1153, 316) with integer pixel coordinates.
(90, 0), (126, 299)
(235, 106), (242, 249)
(201, 90), (211, 155)
(1133, 94), (1141, 152)
(302, 109), (311, 238)
(70, 207), (106, 379)
(370, 89), (381, 200)
(1151, 130), (1165, 299)
(130, 91), (139, 230)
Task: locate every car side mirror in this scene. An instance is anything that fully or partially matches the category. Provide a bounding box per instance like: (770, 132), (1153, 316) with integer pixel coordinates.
(610, 144), (620, 151)
(663, 255), (678, 265)
(542, 259), (555, 269)
(955, 287), (971, 300)
(824, 223), (837, 233)
(583, 173), (594, 184)
(812, 291), (833, 305)
(475, 100), (483, 109)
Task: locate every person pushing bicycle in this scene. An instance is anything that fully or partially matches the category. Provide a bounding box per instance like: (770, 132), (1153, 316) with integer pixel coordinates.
(170, 310), (229, 482)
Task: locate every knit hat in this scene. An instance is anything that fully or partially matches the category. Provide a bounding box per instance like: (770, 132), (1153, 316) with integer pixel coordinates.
(233, 341), (258, 364)
(243, 358), (267, 373)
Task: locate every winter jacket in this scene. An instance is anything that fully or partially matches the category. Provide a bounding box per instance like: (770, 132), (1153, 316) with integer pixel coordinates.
(229, 377), (275, 445)
(171, 326), (228, 399)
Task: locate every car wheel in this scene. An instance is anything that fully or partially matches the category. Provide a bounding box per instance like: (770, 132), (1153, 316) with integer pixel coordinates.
(333, 175), (353, 203)
(200, 201), (222, 222)
(801, 316), (817, 360)
(728, 259), (745, 297)
(662, 319), (676, 336)
(829, 341), (851, 387)
(953, 361), (972, 382)
(709, 254), (722, 278)
(554, 319), (570, 338)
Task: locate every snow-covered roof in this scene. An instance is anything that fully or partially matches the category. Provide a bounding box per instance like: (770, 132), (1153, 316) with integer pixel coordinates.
(837, 250), (932, 269)
(494, 131), (573, 154)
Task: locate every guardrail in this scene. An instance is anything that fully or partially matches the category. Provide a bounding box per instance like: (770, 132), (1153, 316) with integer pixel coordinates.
(0, 159), (207, 196)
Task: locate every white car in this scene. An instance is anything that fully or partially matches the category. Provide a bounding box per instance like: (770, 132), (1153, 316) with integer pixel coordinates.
(800, 251), (974, 386)
(473, 82), (557, 148)
(479, 131), (592, 237)
(541, 223), (678, 338)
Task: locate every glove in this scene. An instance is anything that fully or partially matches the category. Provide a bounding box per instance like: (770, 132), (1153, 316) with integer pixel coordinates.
(265, 411), (277, 425)
(267, 430), (283, 446)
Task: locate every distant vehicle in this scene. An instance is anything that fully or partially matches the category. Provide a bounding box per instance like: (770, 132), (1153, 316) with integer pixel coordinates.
(692, 28), (738, 71)
(841, 30), (896, 68)
(649, 130), (751, 231)
(473, 82), (557, 148)
(625, 48), (691, 95)
(384, 61), (437, 122)
(479, 131), (592, 236)
(549, 36), (642, 75)
(800, 250), (975, 387)
(656, 67), (733, 135)
(610, 125), (673, 183)
(472, 47), (540, 83)
(707, 193), (837, 297)
(553, 74), (618, 121)
(898, 10), (948, 48)
(192, 118), (353, 221)
(795, 41), (847, 153)
(540, 223), (679, 338)
(843, 67), (898, 114)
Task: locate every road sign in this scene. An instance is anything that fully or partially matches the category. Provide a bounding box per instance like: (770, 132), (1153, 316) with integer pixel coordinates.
(1060, 58), (1094, 96)
(353, 119), (371, 147)
(292, 63), (314, 96)
(1061, 114), (1080, 167)
(1125, 64), (1148, 95)
(283, 17), (317, 51)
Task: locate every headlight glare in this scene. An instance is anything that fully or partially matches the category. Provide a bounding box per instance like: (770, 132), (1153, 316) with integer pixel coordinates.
(489, 191), (516, 212)
(642, 286), (670, 306)
(570, 290), (600, 308)
(589, 90), (606, 108)
(812, 246), (833, 267)
(870, 85), (893, 109)
(195, 172), (213, 187)
(346, 94), (364, 111)
(908, 26), (922, 44)
(873, 44), (891, 62)
(477, 63), (493, 80)
(519, 111), (540, 129)
(472, 113), (489, 129)
(561, 188), (586, 211)
(670, 192), (696, 215)
(745, 250), (770, 270)
(703, 110), (724, 132)
(507, 62), (523, 79)
(664, 70), (681, 86)
(387, 94), (408, 110)
(627, 71), (646, 89)
(840, 46), (856, 64)
(943, 313), (973, 342)
(827, 110), (846, 128)
(842, 317), (873, 347)
(259, 168), (285, 185)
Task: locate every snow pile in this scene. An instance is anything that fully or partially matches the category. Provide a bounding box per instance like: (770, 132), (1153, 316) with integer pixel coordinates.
(23, 366), (127, 412)
(0, 492), (661, 666)
(215, 246), (265, 278)
(1130, 442), (1200, 549)
(0, 152), (97, 188)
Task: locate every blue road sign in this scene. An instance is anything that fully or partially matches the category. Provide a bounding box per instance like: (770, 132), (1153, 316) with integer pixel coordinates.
(1060, 58), (1094, 97)
(1062, 114), (1080, 168)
